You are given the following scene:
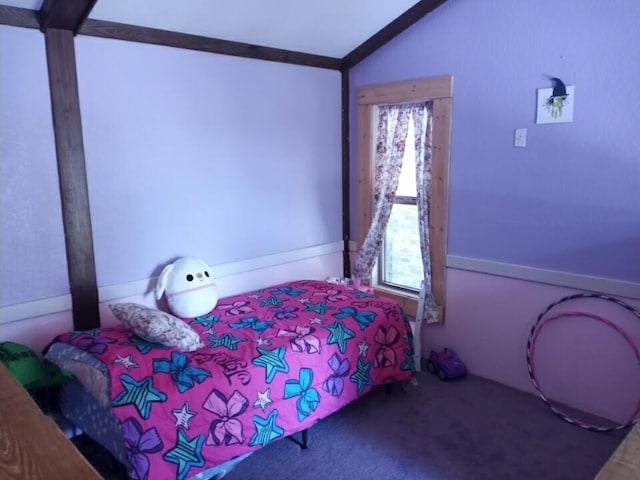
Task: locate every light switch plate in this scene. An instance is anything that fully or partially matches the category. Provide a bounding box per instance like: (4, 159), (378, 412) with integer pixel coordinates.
(514, 128), (527, 148)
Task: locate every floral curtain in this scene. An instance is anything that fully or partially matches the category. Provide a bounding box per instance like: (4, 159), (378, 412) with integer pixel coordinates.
(412, 102), (440, 324)
(354, 100), (440, 324)
(353, 103), (414, 283)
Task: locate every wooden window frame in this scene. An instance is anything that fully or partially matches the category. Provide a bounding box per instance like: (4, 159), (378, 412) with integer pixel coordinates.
(356, 76), (452, 321)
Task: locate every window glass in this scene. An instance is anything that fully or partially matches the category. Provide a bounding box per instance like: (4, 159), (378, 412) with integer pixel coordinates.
(382, 203), (422, 291)
(395, 113), (417, 197)
(379, 111), (421, 291)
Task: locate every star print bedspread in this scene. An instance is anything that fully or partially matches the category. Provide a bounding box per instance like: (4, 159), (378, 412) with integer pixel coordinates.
(46, 280), (414, 480)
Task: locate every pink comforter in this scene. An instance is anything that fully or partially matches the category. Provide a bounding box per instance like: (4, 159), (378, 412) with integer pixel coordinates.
(53, 280), (414, 480)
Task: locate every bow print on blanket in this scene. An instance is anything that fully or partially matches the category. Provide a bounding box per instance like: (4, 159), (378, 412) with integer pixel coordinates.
(51, 280), (414, 480)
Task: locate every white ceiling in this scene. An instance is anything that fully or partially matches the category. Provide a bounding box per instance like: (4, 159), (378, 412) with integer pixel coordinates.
(2, 0), (422, 57)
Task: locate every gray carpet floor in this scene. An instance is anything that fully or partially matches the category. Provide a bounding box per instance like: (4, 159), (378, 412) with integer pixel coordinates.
(74, 370), (627, 480)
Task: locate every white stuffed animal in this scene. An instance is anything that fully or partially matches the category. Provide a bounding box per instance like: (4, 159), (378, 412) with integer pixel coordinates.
(155, 257), (219, 318)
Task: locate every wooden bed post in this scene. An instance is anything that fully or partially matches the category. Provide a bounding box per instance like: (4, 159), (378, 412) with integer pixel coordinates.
(341, 69), (351, 278)
(42, 0), (101, 330)
(45, 28), (100, 331)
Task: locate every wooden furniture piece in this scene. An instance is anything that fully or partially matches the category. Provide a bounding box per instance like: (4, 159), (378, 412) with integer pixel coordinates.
(0, 362), (102, 480)
(595, 422), (640, 479)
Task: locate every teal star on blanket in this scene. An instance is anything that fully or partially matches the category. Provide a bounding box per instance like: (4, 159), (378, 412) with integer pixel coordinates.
(191, 313), (221, 328)
(252, 346), (289, 383)
(163, 428), (205, 480)
(304, 301), (331, 315)
(208, 333), (245, 351)
(249, 410), (285, 447)
(123, 336), (168, 354)
(112, 374), (167, 419)
(324, 320), (356, 354)
(350, 357), (373, 395)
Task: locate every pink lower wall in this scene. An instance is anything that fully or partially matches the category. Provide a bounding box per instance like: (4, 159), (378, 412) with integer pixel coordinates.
(424, 269), (640, 424)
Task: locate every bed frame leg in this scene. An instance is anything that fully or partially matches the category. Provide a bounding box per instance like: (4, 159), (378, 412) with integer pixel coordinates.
(286, 429), (309, 450)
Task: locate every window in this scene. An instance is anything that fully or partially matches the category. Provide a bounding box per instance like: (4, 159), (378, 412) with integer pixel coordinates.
(380, 112), (422, 292)
(356, 77), (452, 320)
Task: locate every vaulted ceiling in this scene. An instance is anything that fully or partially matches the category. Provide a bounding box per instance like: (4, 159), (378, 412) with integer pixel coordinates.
(0, 0), (438, 59)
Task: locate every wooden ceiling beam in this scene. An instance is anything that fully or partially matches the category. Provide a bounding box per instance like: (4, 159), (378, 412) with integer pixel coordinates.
(2, 1), (440, 71)
(79, 19), (342, 70)
(0, 5), (39, 29)
(39, 0), (97, 34)
(341, 0), (448, 70)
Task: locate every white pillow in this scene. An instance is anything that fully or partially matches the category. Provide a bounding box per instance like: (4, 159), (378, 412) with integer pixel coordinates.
(109, 303), (204, 352)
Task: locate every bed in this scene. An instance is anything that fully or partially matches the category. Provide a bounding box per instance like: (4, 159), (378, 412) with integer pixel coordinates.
(45, 279), (415, 480)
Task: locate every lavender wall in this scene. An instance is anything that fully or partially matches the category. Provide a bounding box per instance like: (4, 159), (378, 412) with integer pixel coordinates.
(350, 0), (640, 283)
(2, 27), (341, 340)
(348, 0), (640, 420)
(75, 36), (342, 288)
(0, 26), (70, 306)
